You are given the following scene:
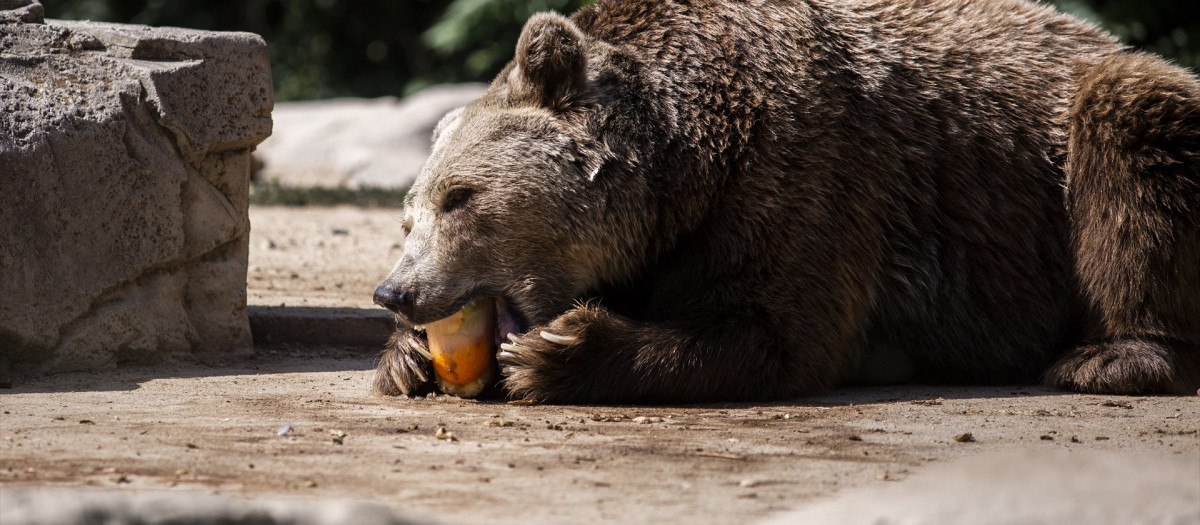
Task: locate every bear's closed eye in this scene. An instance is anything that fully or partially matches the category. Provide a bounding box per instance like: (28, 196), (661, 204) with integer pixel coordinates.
(441, 187), (475, 213)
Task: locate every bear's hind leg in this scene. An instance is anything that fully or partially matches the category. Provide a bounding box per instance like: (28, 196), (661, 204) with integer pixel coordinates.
(1047, 52), (1200, 395)
(1047, 338), (1198, 394)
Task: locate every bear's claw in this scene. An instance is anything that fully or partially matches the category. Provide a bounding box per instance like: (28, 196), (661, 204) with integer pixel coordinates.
(405, 352), (429, 384)
(540, 331), (578, 345)
(497, 328), (567, 401)
(372, 329), (436, 397)
(412, 343), (434, 361)
(495, 304), (618, 403)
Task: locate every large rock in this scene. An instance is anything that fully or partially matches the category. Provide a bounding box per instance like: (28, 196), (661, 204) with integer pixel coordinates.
(253, 84), (486, 189)
(0, 1), (272, 376)
(0, 0), (41, 23)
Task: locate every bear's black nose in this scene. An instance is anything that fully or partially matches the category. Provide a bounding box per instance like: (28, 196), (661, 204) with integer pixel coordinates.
(373, 283), (415, 320)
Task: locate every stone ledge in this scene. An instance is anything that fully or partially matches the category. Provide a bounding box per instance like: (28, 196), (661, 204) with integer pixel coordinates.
(249, 306), (395, 349)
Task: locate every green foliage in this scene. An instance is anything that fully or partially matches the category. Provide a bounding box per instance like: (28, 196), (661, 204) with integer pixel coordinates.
(42, 0), (1197, 102)
(45, 0), (454, 100)
(249, 181), (409, 208)
(421, 0), (593, 84)
(1050, 0), (1200, 69)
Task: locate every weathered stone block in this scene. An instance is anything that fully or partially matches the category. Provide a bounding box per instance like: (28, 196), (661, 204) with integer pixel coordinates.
(0, 1), (272, 376)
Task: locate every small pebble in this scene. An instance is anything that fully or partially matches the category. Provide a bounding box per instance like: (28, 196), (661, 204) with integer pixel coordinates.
(328, 429), (346, 445)
(435, 426), (458, 442)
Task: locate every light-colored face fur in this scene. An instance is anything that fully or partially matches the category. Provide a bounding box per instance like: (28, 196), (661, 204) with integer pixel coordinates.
(378, 12), (634, 327)
(380, 99), (607, 326)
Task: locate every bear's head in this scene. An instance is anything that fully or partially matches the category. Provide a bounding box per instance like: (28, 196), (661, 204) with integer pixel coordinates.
(374, 12), (646, 333)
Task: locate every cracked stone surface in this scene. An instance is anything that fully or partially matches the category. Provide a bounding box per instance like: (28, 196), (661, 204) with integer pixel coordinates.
(0, 0), (40, 24)
(0, 1), (272, 376)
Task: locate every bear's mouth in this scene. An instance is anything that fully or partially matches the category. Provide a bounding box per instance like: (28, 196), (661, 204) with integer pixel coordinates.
(491, 297), (528, 349)
(410, 296), (528, 355)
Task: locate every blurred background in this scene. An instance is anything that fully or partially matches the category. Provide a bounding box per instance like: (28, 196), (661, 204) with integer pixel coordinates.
(46, 0), (1200, 103)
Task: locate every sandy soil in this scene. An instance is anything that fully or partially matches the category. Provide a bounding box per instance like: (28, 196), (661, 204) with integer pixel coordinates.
(3, 352), (1197, 524)
(2, 205), (1197, 524)
(247, 205), (404, 310)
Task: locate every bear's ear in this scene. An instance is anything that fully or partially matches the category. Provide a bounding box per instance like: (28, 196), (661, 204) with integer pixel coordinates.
(431, 106), (465, 148)
(515, 12), (588, 108)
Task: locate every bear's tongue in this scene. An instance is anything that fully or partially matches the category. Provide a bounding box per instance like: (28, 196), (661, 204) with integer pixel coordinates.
(493, 297), (523, 348)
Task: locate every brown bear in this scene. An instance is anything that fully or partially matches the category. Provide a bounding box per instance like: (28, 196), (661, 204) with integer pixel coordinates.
(372, 0), (1200, 403)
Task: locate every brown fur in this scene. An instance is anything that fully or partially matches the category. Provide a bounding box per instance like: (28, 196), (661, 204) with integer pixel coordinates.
(1044, 53), (1200, 394)
(373, 0), (1200, 402)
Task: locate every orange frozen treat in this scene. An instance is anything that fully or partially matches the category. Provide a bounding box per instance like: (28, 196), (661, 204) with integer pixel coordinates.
(424, 298), (497, 397)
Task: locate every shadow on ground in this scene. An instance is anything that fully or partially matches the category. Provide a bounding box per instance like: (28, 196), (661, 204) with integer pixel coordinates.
(2, 346), (377, 395)
(4, 343), (1085, 404)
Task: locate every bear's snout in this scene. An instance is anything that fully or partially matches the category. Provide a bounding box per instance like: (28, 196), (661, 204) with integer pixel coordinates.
(374, 282), (416, 320)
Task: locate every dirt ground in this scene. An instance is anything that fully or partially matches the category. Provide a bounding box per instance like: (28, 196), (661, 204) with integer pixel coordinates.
(2, 205), (1198, 524)
(247, 205), (403, 310)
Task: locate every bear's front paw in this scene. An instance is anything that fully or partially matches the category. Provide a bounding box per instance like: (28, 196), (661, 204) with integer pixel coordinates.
(497, 306), (604, 403)
(373, 329), (435, 396)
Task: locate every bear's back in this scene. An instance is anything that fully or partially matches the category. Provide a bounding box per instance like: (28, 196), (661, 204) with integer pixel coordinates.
(574, 0), (1129, 384)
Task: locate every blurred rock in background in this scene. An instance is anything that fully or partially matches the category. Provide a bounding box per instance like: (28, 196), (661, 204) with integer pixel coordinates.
(253, 83), (486, 190)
